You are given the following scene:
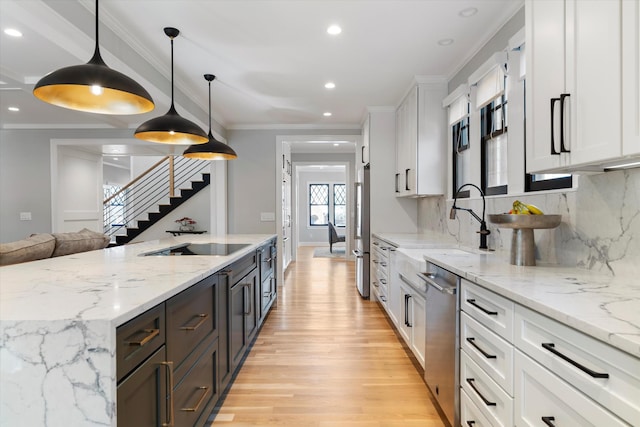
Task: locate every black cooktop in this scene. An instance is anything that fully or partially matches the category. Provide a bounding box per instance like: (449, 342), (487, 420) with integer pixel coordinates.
(142, 243), (250, 257)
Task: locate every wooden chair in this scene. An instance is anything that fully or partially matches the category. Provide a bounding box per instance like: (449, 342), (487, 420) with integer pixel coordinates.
(328, 222), (345, 253)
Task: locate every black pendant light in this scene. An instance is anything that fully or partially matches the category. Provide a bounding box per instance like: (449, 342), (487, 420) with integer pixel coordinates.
(183, 75), (237, 160)
(134, 27), (208, 145)
(33, 0), (154, 115)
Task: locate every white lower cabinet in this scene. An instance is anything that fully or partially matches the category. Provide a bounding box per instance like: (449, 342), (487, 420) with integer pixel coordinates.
(515, 305), (640, 425)
(460, 280), (639, 427)
(461, 388), (495, 427)
(461, 312), (514, 395)
(460, 351), (513, 427)
(514, 350), (628, 427)
(397, 278), (426, 368)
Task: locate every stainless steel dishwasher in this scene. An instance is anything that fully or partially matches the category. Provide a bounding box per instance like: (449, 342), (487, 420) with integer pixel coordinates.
(418, 263), (460, 427)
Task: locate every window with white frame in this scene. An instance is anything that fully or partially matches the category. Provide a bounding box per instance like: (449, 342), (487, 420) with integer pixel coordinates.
(475, 58), (509, 196)
(309, 183), (346, 227)
(444, 85), (471, 197)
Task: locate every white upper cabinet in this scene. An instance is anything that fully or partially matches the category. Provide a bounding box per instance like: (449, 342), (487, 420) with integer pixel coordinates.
(526, 0), (639, 173)
(622, 0), (640, 159)
(395, 81), (447, 197)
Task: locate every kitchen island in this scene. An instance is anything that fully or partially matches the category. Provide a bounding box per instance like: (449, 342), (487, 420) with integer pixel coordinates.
(0, 234), (276, 427)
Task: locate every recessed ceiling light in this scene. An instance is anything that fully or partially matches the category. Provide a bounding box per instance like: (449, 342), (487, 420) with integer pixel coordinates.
(4, 28), (23, 38)
(113, 157), (119, 161)
(458, 7), (478, 18)
(8, 106), (19, 112)
(438, 38), (454, 46)
(323, 112), (332, 117)
(324, 82), (336, 89)
(327, 25), (342, 35)
(333, 143), (339, 147)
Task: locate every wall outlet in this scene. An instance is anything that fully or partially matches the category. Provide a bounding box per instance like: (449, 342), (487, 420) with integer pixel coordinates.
(20, 212), (32, 221)
(260, 212), (275, 222)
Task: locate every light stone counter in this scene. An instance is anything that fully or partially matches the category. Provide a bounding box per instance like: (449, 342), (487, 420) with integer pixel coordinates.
(376, 233), (640, 359)
(0, 234), (275, 427)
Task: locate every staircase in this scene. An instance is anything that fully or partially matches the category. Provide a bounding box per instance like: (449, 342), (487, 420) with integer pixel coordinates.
(114, 173), (210, 245)
(104, 156), (211, 246)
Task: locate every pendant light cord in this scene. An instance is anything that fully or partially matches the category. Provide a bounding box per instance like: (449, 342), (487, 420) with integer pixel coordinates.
(208, 80), (212, 132)
(170, 36), (175, 108)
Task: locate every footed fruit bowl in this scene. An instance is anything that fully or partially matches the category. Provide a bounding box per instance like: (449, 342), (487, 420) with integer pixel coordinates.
(488, 214), (562, 266)
(488, 214), (562, 229)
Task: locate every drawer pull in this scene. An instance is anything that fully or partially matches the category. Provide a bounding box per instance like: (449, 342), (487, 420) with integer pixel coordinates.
(466, 337), (497, 359)
(466, 422), (476, 427)
(263, 257), (272, 263)
(180, 386), (210, 412)
(372, 260), (379, 264)
(219, 269), (233, 276)
(541, 343), (609, 378)
(126, 328), (159, 346)
(542, 416), (556, 427)
(379, 279), (387, 285)
(180, 314), (208, 331)
(466, 299), (498, 316)
(161, 361), (174, 427)
(466, 378), (496, 406)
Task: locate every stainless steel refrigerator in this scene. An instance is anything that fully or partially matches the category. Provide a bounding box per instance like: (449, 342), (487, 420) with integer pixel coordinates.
(353, 164), (370, 298)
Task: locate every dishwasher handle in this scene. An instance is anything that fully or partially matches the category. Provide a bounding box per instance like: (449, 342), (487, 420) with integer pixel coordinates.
(417, 272), (456, 295)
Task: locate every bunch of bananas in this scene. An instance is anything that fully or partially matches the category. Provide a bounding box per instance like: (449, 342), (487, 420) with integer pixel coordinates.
(509, 200), (544, 215)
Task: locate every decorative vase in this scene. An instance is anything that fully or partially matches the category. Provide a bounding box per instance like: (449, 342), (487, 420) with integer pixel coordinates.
(179, 224), (195, 232)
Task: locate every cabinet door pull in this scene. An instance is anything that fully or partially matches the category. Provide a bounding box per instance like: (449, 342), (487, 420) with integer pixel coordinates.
(559, 93), (571, 152)
(180, 386), (210, 412)
(395, 173), (400, 193)
(379, 296), (387, 302)
(406, 294), (413, 327)
(180, 313), (208, 331)
(466, 378), (496, 406)
(161, 361), (175, 427)
(126, 328), (159, 346)
(243, 283), (252, 315)
(405, 168), (411, 191)
(550, 98), (561, 155)
(404, 294), (410, 326)
(541, 416), (556, 427)
(541, 343), (609, 378)
(466, 299), (498, 316)
(466, 422), (476, 427)
(361, 145), (366, 163)
(466, 337), (497, 359)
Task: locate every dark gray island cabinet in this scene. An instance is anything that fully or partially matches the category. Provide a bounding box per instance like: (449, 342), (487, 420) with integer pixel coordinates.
(115, 238), (277, 427)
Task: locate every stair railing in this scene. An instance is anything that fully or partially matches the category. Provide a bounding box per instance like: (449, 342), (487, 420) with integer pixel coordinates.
(103, 156), (210, 238)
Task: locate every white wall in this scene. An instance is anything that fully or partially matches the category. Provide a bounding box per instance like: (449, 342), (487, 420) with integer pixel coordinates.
(296, 169), (346, 245)
(104, 163), (131, 186)
(226, 129), (360, 234)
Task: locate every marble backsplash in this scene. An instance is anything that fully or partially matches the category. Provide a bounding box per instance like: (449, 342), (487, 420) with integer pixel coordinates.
(417, 168), (640, 276)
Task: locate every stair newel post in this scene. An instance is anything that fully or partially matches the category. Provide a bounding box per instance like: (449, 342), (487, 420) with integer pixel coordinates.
(169, 156), (175, 197)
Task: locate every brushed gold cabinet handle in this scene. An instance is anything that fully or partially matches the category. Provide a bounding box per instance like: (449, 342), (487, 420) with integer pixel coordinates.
(180, 386), (210, 412)
(126, 328), (159, 346)
(180, 314), (208, 331)
(161, 361), (175, 427)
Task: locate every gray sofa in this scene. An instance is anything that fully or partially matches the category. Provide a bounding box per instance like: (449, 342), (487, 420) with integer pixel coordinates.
(0, 228), (110, 266)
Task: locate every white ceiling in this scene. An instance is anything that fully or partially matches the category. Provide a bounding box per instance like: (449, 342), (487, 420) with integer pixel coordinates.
(0, 0), (523, 156)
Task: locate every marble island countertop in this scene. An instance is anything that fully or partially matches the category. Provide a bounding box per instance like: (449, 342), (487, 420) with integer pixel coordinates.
(376, 233), (640, 358)
(0, 234), (275, 427)
(0, 234), (275, 325)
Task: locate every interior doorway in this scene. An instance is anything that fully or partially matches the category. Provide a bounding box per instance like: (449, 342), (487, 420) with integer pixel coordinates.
(275, 134), (359, 283)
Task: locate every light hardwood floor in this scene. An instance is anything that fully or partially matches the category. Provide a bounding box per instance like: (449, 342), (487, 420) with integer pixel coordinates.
(210, 246), (445, 426)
